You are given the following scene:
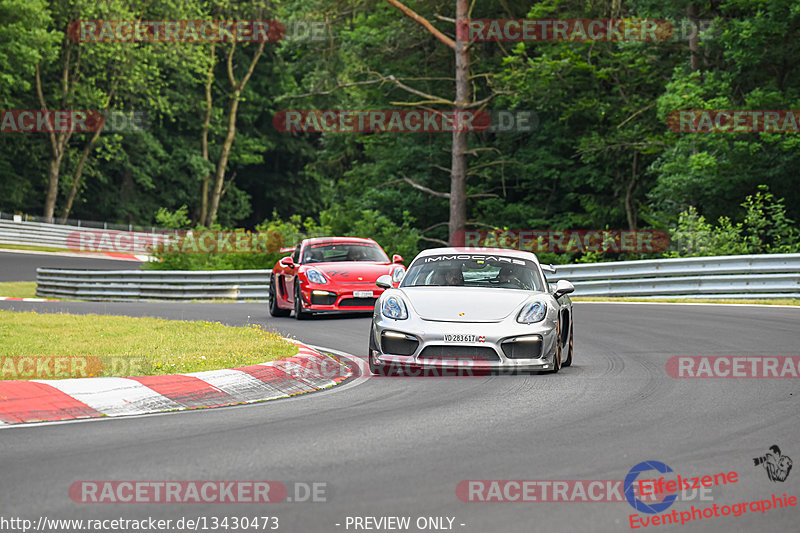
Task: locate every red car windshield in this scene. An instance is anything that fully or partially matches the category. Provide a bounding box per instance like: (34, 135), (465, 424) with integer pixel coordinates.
(302, 243), (389, 263)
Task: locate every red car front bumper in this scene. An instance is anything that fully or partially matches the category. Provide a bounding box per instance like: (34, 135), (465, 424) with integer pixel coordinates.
(299, 283), (387, 311)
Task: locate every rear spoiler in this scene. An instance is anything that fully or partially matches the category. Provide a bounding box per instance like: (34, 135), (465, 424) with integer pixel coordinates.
(541, 264), (556, 274)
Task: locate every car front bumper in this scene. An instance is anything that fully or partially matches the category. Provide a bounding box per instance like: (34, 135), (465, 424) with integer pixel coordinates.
(370, 312), (561, 372)
(300, 282), (386, 312)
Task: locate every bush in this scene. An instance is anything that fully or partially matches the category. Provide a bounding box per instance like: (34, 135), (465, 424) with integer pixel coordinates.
(667, 186), (799, 257)
(145, 208), (421, 270)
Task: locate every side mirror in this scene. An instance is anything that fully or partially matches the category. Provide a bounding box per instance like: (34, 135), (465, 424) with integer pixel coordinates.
(553, 279), (574, 299)
(392, 254), (404, 264)
(279, 256), (294, 268)
(376, 275), (393, 289)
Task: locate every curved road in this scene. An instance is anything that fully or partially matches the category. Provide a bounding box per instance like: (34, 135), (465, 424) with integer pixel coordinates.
(0, 250), (139, 281)
(1, 297), (797, 532)
(1, 248), (798, 532)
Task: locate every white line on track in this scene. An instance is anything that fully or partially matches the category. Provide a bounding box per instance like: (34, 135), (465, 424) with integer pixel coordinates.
(0, 248), (145, 261)
(576, 301), (800, 309)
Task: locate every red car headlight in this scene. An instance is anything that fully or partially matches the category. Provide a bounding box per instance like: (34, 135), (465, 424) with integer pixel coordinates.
(391, 266), (406, 284)
(306, 268), (328, 284)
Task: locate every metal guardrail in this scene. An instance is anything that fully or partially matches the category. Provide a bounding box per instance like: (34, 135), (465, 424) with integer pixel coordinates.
(33, 254), (800, 302)
(0, 211), (162, 232)
(0, 218), (163, 252)
(36, 269), (271, 301)
(548, 254), (800, 298)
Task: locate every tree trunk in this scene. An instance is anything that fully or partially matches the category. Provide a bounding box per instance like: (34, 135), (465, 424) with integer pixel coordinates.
(205, 92), (240, 226)
(60, 127), (102, 221)
(448, 0), (469, 245)
(204, 41), (264, 226)
(37, 60), (72, 221)
(688, 4), (699, 72)
(199, 43), (216, 225)
(625, 151), (638, 231)
(43, 155), (64, 221)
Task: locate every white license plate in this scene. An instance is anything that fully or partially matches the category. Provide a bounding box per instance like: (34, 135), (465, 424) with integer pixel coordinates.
(444, 334), (480, 343)
(353, 290), (373, 298)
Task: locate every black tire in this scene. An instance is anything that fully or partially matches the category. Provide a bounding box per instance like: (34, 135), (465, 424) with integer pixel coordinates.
(368, 352), (382, 375)
(294, 284), (311, 320)
(368, 326), (384, 375)
(268, 276), (290, 317)
(562, 317), (574, 367)
(548, 321), (562, 374)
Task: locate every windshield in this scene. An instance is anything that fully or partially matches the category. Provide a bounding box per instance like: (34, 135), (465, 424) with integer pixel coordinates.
(302, 242), (389, 263)
(400, 254), (543, 291)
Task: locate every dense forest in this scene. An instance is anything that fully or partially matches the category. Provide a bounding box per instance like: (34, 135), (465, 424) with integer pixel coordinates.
(1, 0), (798, 265)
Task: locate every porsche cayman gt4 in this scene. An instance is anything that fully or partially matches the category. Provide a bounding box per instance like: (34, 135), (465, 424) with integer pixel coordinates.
(270, 237), (406, 319)
(369, 247), (575, 374)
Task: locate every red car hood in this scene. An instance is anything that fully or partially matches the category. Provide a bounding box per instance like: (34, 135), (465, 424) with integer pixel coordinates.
(305, 262), (396, 283)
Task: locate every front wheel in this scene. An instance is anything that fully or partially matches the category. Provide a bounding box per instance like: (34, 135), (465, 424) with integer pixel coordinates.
(294, 284), (311, 320)
(269, 276), (290, 317)
(369, 352), (383, 375)
(548, 322), (562, 374)
(368, 326), (383, 375)
(562, 318), (574, 367)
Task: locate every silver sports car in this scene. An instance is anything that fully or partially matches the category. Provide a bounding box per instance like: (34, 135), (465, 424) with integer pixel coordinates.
(369, 247), (575, 375)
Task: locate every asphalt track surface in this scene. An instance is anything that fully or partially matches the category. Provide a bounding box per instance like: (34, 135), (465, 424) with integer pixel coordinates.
(0, 250), (138, 281)
(1, 267), (799, 532)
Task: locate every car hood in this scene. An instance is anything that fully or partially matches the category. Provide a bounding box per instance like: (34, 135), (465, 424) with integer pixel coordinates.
(305, 262), (396, 283)
(399, 287), (536, 322)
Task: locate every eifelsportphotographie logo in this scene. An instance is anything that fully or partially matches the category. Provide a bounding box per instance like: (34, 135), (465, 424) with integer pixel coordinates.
(754, 445), (793, 483)
(625, 461), (680, 514)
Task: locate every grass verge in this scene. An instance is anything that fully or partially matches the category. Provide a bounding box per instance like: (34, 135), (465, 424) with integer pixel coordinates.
(0, 243), (71, 253)
(0, 282), (38, 299)
(0, 310), (298, 380)
(571, 297), (800, 306)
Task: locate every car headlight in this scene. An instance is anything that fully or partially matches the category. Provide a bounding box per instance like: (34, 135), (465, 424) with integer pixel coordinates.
(392, 266), (406, 283)
(517, 301), (546, 324)
(306, 268), (327, 284)
(381, 295), (408, 320)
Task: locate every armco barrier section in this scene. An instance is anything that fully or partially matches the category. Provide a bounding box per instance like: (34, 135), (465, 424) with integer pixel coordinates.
(34, 254), (800, 302)
(547, 254), (800, 298)
(36, 269), (272, 301)
(0, 219), (161, 252)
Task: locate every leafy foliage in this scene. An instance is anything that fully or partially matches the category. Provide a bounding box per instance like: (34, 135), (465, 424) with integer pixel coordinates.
(668, 186), (799, 257)
(0, 0), (798, 266)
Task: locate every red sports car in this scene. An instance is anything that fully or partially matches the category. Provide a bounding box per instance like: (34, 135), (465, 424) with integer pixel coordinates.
(269, 237), (406, 319)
